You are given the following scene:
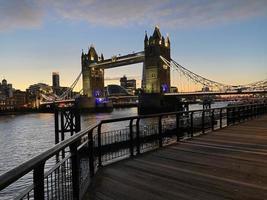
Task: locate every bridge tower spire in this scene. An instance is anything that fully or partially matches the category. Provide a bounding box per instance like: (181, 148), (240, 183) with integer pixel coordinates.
(142, 26), (171, 93)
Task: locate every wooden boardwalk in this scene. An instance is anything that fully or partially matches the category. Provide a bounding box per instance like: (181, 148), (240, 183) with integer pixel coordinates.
(85, 116), (267, 200)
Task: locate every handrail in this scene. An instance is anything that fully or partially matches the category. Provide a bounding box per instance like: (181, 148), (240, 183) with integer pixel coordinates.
(0, 123), (99, 190)
(0, 102), (266, 197)
(100, 103), (259, 124)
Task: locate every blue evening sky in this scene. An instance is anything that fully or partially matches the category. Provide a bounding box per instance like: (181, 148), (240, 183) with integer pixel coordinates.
(0, 0), (266, 90)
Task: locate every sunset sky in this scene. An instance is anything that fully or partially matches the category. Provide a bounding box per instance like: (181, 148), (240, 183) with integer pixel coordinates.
(0, 0), (267, 91)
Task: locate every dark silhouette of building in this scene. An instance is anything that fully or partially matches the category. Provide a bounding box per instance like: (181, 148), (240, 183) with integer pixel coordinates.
(120, 75), (127, 89)
(52, 72), (60, 88)
(105, 85), (129, 96)
(13, 90), (27, 109)
(170, 86), (178, 93)
(0, 79), (13, 98)
(120, 75), (136, 94)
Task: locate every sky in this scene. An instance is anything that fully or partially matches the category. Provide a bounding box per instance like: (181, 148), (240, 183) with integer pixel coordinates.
(0, 0), (267, 91)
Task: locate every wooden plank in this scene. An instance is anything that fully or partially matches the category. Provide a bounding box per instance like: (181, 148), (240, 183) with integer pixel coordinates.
(85, 115), (267, 200)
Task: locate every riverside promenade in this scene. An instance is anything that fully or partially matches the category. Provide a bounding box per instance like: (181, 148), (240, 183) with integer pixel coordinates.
(1, 104), (267, 200)
(85, 115), (267, 200)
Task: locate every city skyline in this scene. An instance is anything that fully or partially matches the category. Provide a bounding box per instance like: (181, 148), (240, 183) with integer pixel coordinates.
(0, 0), (267, 91)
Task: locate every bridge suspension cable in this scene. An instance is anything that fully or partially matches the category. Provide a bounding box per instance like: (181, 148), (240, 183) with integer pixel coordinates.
(161, 56), (267, 92)
(160, 56), (231, 91)
(58, 71), (82, 100)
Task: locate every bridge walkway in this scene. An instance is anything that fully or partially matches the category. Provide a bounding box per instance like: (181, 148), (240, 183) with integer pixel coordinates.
(85, 115), (267, 200)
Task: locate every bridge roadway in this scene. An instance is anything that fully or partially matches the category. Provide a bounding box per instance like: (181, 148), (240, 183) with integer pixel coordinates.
(85, 115), (267, 200)
(90, 51), (145, 69)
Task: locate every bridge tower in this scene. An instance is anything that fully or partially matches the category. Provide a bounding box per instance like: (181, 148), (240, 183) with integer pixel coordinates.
(139, 27), (179, 114)
(143, 26), (171, 93)
(81, 46), (104, 98)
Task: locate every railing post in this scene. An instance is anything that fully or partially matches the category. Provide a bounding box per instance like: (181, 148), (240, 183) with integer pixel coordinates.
(33, 162), (45, 200)
(233, 107), (236, 124)
(250, 104), (253, 119)
(70, 142), (80, 200)
(190, 112), (194, 138)
(219, 108), (222, 129)
(60, 111), (65, 159)
(245, 105), (248, 119)
(129, 119), (134, 157)
(88, 130), (94, 177)
(54, 109), (60, 162)
(97, 124), (102, 167)
(136, 119), (140, 155)
(253, 105), (256, 117)
(176, 114), (180, 142)
(211, 109), (215, 131)
(202, 110), (205, 134)
(226, 107), (230, 126)
(75, 108), (81, 133)
(158, 116), (163, 147)
(242, 106), (246, 121)
(54, 109), (59, 144)
(238, 107), (241, 123)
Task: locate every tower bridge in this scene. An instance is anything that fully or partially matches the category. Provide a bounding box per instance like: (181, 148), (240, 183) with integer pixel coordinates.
(78, 26), (266, 113)
(40, 27), (266, 113)
(81, 26), (171, 99)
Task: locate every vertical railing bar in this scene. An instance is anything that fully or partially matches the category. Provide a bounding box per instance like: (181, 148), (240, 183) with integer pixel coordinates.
(63, 163), (66, 200)
(88, 130), (95, 177)
(97, 124), (102, 167)
(220, 108), (222, 129)
(129, 119), (134, 157)
(67, 158), (70, 200)
(158, 116), (163, 147)
(50, 173), (53, 199)
(176, 114), (180, 142)
(33, 162), (45, 200)
(136, 118), (140, 155)
(190, 112), (194, 138)
(55, 109), (59, 144)
(61, 163), (64, 199)
(202, 110), (205, 134)
(60, 112), (65, 159)
(70, 141), (80, 200)
(211, 109), (215, 131)
(46, 176), (49, 200)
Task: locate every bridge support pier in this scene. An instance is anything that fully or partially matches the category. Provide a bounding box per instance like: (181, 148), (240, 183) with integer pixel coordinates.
(138, 93), (182, 114)
(76, 96), (113, 112)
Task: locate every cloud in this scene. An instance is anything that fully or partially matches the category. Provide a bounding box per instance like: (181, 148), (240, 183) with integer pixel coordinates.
(1, 0), (267, 31)
(0, 0), (44, 31)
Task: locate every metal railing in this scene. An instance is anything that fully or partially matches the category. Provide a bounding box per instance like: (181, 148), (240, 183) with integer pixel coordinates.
(0, 103), (267, 200)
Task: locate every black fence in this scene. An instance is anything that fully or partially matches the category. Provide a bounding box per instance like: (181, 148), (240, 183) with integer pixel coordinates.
(0, 103), (267, 200)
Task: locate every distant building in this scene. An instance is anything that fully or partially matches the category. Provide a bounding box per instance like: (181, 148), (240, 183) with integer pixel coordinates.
(28, 83), (52, 95)
(52, 72), (60, 88)
(0, 79), (29, 110)
(0, 79), (13, 98)
(120, 76), (127, 89)
(120, 75), (136, 94)
(202, 87), (210, 92)
(13, 90), (27, 109)
(170, 86), (178, 93)
(105, 84), (129, 96)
